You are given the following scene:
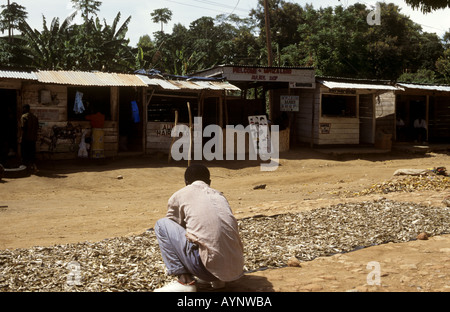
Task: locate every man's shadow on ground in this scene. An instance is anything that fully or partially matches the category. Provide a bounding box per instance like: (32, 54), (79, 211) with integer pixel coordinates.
(197, 274), (274, 292)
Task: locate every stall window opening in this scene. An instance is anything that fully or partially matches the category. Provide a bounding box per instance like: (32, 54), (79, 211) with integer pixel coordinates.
(321, 94), (357, 118)
(67, 87), (111, 121)
(148, 95), (198, 123)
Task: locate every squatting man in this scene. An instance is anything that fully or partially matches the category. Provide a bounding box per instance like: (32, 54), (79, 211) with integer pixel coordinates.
(154, 164), (244, 292)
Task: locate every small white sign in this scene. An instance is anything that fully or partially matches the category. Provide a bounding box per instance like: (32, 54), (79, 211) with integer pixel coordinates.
(280, 95), (299, 112)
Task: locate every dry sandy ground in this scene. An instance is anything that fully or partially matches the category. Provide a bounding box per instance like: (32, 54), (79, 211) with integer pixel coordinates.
(1, 147), (449, 292)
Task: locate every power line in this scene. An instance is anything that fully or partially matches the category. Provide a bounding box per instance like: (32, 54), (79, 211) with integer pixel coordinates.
(191, 0), (247, 13)
(165, 0), (248, 18)
(229, 0), (241, 16)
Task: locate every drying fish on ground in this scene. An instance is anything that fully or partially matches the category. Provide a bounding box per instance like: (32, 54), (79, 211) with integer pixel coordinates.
(0, 199), (448, 292)
(333, 175), (449, 198)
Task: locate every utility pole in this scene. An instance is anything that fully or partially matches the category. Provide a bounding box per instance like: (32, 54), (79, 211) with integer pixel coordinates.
(263, 0), (273, 66)
(7, 0), (11, 42)
(263, 0), (274, 120)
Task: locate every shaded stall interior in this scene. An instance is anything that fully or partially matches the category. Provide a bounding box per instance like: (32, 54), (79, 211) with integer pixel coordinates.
(395, 84), (450, 143)
(65, 85), (145, 155)
(118, 87), (144, 152)
(0, 88), (19, 167)
(145, 87), (235, 155)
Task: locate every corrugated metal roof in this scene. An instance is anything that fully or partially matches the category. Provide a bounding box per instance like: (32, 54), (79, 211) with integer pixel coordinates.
(35, 71), (148, 87)
(136, 75), (180, 90)
(397, 83), (450, 93)
(190, 80), (241, 91)
(0, 70), (37, 80)
(171, 80), (241, 91)
(137, 74), (240, 91)
(319, 80), (400, 91)
(1, 69), (241, 91)
(172, 80), (205, 90)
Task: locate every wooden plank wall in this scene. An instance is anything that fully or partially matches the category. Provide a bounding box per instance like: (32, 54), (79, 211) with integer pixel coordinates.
(22, 83), (119, 159)
(430, 95), (450, 140)
(146, 121), (188, 154)
(317, 117), (360, 145)
(316, 87), (360, 145)
(0, 80), (22, 90)
(146, 121), (288, 156)
(296, 87), (360, 145)
(375, 91), (396, 135)
(292, 89), (317, 145)
(294, 89), (397, 146)
(359, 94), (374, 144)
(22, 83), (67, 122)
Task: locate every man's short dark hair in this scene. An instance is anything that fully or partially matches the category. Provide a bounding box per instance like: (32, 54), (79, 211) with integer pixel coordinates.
(185, 164), (211, 185)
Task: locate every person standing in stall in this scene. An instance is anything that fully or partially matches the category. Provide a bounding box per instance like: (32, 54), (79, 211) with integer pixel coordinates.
(19, 105), (39, 173)
(86, 111), (106, 159)
(413, 117), (427, 144)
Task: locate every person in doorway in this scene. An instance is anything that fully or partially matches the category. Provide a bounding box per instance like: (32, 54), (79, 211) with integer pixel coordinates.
(154, 164), (244, 292)
(85, 111), (105, 159)
(85, 111), (105, 129)
(19, 105), (39, 173)
(396, 115), (406, 142)
(413, 117), (427, 144)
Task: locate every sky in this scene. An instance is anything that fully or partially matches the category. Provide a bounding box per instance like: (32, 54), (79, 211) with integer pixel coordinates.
(11, 0), (450, 47)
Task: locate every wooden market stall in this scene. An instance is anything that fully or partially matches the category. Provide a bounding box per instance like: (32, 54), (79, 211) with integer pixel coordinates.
(19, 70), (148, 160)
(305, 78), (400, 147)
(395, 83), (450, 143)
(192, 65), (317, 152)
(136, 73), (241, 155)
(0, 69), (38, 166)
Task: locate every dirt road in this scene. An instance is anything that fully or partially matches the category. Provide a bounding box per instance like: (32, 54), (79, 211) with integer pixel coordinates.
(1, 148), (449, 292)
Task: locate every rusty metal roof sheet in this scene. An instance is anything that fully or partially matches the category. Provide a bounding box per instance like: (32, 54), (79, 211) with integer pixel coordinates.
(1, 69), (241, 91)
(0, 70), (37, 80)
(169, 80), (204, 90)
(137, 75), (240, 91)
(35, 71), (148, 87)
(136, 75), (180, 90)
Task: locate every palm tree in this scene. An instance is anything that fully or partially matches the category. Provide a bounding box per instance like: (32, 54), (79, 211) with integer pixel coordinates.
(151, 8), (172, 33)
(99, 12), (134, 71)
(71, 0), (102, 22)
(19, 12), (76, 69)
(0, 1), (28, 42)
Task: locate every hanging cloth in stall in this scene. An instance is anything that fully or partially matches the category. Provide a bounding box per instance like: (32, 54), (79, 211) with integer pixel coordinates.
(131, 101), (140, 123)
(78, 129), (89, 158)
(74, 91), (85, 114)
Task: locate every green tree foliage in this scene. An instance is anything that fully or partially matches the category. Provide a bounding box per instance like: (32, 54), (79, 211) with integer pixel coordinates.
(404, 0), (450, 12)
(151, 8), (172, 33)
(0, 1), (29, 66)
(71, 0), (102, 21)
(17, 5), (133, 71)
(250, 0), (305, 65)
(0, 1), (448, 85)
(265, 2), (445, 81)
(0, 1), (27, 41)
(147, 13), (259, 74)
(135, 34), (157, 69)
(18, 12), (77, 69)
(435, 32), (450, 83)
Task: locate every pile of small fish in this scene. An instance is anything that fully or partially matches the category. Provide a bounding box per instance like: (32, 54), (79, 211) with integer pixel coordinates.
(0, 199), (449, 292)
(336, 175), (449, 198)
(240, 198), (450, 270)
